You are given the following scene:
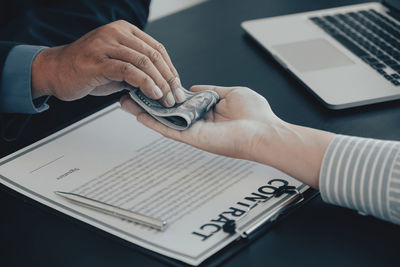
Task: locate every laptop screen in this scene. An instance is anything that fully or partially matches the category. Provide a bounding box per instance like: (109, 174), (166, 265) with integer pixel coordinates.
(385, 0), (400, 11)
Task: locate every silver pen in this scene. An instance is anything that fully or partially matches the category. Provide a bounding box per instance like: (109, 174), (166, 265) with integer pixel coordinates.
(54, 191), (167, 231)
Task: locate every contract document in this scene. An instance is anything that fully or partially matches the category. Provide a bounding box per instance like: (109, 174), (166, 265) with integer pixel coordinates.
(0, 103), (308, 265)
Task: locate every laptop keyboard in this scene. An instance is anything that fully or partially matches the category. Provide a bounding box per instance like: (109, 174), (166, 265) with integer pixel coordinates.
(310, 9), (400, 86)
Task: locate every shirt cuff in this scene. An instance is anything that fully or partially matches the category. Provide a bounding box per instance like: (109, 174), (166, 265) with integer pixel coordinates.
(319, 134), (400, 224)
(0, 45), (49, 114)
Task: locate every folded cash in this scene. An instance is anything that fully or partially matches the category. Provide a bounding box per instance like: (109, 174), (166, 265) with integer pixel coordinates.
(129, 88), (219, 130)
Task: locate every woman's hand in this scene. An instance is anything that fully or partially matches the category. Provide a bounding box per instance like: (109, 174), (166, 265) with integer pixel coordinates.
(32, 20), (186, 107)
(121, 85), (335, 188)
(121, 85), (280, 161)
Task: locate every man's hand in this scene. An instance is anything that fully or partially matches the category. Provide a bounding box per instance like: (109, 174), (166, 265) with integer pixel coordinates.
(121, 85), (335, 188)
(32, 20), (185, 107)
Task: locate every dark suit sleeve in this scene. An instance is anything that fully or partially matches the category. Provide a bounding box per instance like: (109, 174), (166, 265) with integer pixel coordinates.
(0, 42), (23, 141)
(2, 0), (151, 46)
(0, 42), (18, 73)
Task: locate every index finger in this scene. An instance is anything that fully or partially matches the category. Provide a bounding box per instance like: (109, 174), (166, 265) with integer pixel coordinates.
(131, 26), (179, 79)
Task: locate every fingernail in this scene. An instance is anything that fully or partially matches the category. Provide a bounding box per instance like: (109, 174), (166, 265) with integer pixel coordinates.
(165, 92), (175, 107)
(175, 87), (187, 103)
(153, 85), (163, 99)
(176, 76), (183, 86)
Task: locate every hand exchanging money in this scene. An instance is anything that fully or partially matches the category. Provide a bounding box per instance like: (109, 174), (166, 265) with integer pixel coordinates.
(129, 87), (219, 130)
(121, 85), (278, 160)
(32, 20), (185, 107)
(121, 85), (334, 188)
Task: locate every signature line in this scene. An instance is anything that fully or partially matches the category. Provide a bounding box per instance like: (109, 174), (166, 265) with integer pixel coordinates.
(30, 155), (65, 174)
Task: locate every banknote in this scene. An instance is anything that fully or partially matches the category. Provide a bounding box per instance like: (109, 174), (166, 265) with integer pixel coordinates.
(129, 88), (220, 130)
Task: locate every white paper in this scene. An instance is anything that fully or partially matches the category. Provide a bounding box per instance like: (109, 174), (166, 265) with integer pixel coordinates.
(0, 103), (307, 265)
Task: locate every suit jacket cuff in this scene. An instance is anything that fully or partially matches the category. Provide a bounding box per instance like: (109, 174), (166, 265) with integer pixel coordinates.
(0, 45), (49, 114)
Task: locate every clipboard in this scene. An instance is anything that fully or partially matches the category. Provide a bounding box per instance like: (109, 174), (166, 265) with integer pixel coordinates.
(156, 186), (318, 266)
(0, 103), (319, 266)
(0, 181), (318, 267)
(203, 186), (318, 266)
(90, 185), (319, 266)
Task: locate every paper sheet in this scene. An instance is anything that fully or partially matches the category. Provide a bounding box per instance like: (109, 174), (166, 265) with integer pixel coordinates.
(0, 103), (306, 265)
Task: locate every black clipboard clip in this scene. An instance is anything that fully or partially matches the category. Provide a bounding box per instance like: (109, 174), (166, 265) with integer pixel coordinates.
(222, 185), (304, 239)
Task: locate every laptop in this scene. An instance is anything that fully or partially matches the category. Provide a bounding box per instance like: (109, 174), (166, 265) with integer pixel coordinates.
(241, 1), (400, 109)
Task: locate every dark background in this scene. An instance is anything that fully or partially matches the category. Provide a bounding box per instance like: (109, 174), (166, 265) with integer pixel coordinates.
(1, 0), (400, 266)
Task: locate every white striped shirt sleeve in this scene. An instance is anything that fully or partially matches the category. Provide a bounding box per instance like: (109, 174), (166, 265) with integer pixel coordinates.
(319, 134), (400, 225)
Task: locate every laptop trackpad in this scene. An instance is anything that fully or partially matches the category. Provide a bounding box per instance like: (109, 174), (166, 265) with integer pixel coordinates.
(273, 38), (354, 73)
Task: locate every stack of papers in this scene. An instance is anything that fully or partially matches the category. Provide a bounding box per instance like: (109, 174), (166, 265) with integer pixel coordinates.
(0, 103), (306, 265)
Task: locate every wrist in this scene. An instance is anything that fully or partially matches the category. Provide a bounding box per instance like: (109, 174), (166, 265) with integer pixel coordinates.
(253, 120), (335, 188)
(31, 47), (61, 98)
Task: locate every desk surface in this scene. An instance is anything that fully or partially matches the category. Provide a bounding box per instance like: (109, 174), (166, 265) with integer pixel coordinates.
(1, 0), (400, 266)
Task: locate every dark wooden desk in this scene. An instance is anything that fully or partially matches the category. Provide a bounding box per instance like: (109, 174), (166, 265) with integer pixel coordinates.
(1, 0), (400, 266)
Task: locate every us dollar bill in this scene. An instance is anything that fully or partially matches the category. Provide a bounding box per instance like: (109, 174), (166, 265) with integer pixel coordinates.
(129, 88), (219, 130)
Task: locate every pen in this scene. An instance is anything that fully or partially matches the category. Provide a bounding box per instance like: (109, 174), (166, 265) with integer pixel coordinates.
(54, 191), (167, 231)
